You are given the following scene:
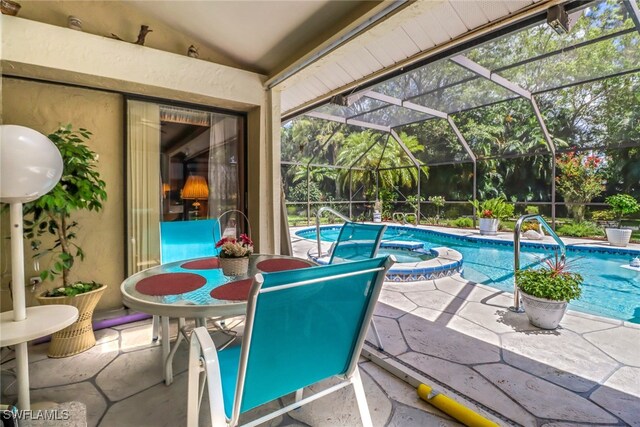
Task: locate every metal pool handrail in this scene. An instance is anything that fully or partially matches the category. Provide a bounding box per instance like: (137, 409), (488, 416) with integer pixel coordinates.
(315, 207), (351, 258)
(511, 214), (566, 312)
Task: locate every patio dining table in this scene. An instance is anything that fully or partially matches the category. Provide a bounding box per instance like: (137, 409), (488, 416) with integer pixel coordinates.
(120, 253), (316, 384)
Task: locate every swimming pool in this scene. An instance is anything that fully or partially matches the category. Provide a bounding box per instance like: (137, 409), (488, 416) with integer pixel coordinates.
(296, 225), (640, 324)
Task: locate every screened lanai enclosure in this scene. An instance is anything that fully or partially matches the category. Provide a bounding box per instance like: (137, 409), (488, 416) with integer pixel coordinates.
(281, 0), (640, 228)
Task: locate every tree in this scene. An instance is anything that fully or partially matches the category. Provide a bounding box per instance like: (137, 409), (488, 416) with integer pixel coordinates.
(23, 125), (107, 287)
(335, 130), (427, 197)
(555, 152), (605, 222)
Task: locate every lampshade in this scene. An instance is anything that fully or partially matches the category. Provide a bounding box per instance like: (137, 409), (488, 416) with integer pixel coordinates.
(181, 175), (209, 200)
(0, 125), (63, 203)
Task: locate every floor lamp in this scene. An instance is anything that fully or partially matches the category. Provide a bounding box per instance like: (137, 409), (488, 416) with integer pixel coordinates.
(0, 125), (79, 410)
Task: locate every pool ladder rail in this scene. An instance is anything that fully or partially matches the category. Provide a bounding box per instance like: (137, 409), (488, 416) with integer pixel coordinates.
(511, 214), (566, 313)
(313, 207), (352, 259)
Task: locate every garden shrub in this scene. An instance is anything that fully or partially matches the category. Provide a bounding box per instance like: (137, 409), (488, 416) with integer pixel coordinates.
(591, 210), (615, 221)
(452, 217), (473, 228)
(524, 205), (539, 215)
(557, 221), (603, 237)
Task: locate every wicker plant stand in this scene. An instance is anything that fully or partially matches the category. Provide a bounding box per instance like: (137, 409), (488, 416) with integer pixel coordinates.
(36, 285), (106, 358)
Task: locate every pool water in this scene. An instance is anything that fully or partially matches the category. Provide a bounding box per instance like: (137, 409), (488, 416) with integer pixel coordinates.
(297, 226), (640, 324)
(379, 247), (435, 263)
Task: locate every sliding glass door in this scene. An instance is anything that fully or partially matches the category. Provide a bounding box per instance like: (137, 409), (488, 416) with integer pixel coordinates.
(126, 99), (245, 275)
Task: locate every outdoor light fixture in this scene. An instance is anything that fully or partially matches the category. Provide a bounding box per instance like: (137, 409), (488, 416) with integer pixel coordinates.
(181, 175), (209, 216)
(547, 5), (570, 35)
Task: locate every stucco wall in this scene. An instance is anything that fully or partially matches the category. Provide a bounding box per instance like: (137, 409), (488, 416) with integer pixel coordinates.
(0, 15), (282, 313)
(1, 78), (125, 312)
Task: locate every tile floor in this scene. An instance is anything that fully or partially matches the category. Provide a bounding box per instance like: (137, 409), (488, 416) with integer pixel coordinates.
(293, 225), (640, 426)
(0, 317), (465, 426)
(2, 224), (637, 426)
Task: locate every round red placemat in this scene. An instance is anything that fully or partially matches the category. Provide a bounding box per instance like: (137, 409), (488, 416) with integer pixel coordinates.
(256, 258), (313, 273)
(210, 279), (252, 301)
(181, 257), (220, 270)
(135, 273), (206, 296)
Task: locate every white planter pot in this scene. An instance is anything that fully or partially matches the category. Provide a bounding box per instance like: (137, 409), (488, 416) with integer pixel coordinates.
(605, 228), (632, 247)
(520, 290), (568, 330)
(479, 218), (499, 236)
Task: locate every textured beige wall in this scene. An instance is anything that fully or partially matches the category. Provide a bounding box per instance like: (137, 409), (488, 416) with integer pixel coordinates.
(1, 78), (124, 312)
(15, 0), (247, 72)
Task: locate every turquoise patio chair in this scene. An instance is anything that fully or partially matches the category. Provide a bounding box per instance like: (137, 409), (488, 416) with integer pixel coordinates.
(159, 218), (221, 264)
(329, 222), (387, 350)
(187, 256), (394, 427)
(153, 219), (221, 383)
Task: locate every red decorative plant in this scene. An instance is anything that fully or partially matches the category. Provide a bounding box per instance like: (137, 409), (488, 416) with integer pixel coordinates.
(215, 234), (254, 258)
(481, 209), (494, 218)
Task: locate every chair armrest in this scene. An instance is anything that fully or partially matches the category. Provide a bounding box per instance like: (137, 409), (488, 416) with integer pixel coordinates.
(188, 326), (227, 427)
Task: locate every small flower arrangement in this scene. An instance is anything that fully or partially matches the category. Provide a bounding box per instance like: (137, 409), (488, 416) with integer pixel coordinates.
(216, 234), (254, 258)
(46, 281), (101, 297)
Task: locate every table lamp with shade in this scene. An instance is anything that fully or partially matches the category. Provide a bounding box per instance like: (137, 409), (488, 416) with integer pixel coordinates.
(181, 175), (209, 218)
(0, 125), (79, 410)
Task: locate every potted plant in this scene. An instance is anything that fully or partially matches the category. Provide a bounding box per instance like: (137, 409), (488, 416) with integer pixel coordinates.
(603, 194), (639, 247)
(216, 234), (254, 276)
(23, 124), (107, 358)
(470, 197), (514, 235)
(516, 254), (582, 329)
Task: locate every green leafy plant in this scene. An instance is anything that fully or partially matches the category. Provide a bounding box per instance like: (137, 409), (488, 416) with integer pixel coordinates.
(379, 188), (397, 220)
(428, 195), (445, 223)
(605, 194), (640, 228)
(452, 217), (473, 228)
(590, 210), (616, 222)
(556, 152), (605, 222)
(516, 254), (583, 302)
(557, 221), (603, 238)
(45, 281), (101, 297)
(406, 195), (425, 213)
(469, 197), (514, 220)
(521, 222), (541, 233)
(524, 205), (539, 215)
(23, 125), (107, 290)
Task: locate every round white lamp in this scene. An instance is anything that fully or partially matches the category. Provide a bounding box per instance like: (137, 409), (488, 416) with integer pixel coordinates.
(0, 125), (77, 410)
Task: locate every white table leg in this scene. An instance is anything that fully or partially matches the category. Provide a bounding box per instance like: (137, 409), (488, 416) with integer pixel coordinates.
(161, 316), (170, 382)
(15, 342), (29, 410)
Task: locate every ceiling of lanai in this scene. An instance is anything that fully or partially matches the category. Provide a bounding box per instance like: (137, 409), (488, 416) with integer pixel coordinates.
(127, 1), (554, 116)
(20, 1), (556, 116)
(125, 0), (382, 75)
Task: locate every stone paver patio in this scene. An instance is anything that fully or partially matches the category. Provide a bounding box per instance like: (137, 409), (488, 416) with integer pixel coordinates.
(0, 316), (469, 426)
(292, 225), (640, 426)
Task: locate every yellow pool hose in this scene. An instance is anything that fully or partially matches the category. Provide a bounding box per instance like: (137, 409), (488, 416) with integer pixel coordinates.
(417, 383), (498, 427)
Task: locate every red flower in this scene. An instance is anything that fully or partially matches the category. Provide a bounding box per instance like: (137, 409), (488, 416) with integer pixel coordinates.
(239, 233), (253, 246)
(215, 237), (236, 248)
(482, 209), (494, 218)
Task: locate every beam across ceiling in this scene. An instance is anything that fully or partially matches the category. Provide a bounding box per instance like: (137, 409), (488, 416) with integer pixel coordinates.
(360, 90), (476, 161)
(449, 55), (556, 154)
(305, 111), (391, 133)
(625, 0), (640, 32)
(280, 0), (566, 119)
